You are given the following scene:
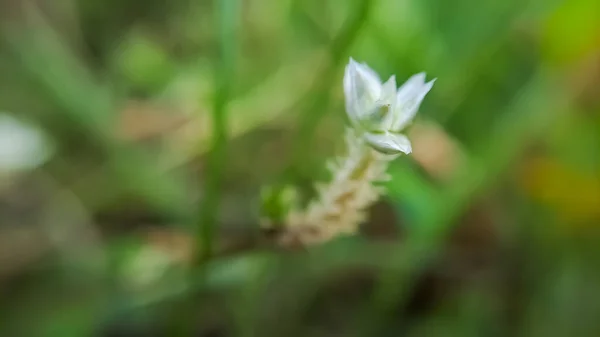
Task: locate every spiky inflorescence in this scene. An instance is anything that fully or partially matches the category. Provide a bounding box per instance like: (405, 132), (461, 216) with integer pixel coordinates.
(278, 128), (395, 247)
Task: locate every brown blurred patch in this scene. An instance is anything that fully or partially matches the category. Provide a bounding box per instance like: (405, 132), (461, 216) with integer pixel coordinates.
(568, 49), (600, 110)
(409, 121), (465, 182)
(117, 100), (191, 142)
(0, 227), (50, 279)
(143, 228), (193, 265)
(141, 226), (260, 266)
(361, 200), (400, 240)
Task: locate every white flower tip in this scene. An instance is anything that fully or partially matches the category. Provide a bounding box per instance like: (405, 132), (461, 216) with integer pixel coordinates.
(412, 72), (427, 83)
(348, 59), (375, 75)
(345, 58), (382, 102)
(346, 58), (356, 72)
(411, 73), (437, 88)
(348, 57), (360, 69)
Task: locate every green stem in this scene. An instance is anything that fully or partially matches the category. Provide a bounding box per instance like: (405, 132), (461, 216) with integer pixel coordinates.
(195, 0), (238, 263)
(288, 0), (375, 178)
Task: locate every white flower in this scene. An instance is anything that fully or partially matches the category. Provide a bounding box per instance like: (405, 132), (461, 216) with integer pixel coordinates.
(343, 58), (435, 155)
(0, 113), (53, 172)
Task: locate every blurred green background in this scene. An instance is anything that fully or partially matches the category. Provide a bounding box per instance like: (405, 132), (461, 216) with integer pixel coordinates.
(1, 0), (600, 336)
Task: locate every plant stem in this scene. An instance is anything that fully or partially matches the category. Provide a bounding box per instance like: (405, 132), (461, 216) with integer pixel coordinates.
(195, 0), (238, 263)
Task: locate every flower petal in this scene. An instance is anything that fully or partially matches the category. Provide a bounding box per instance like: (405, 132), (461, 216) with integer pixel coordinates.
(379, 75), (398, 130)
(380, 75), (396, 103)
(344, 58), (383, 126)
(391, 74), (435, 131)
(363, 131), (412, 155)
(358, 75), (397, 131)
(352, 59), (382, 98)
(350, 59), (381, 100)
(343, 60), (361, 125)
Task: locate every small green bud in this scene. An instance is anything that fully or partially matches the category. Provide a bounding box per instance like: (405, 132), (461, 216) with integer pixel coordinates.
(259, 184), (299, 228)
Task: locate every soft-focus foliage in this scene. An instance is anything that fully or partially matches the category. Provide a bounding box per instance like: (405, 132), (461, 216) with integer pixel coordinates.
(1, 0), (599, 336)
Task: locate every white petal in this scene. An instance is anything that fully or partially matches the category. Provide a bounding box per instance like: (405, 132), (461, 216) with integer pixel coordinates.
(344, 59), (383, 126)
(392, 74), (435, 131)
(380, 75), (396, 103)
(0, 114), (53, 172)
(363, 132), (412, 155)
(350, 59), (381, 101)
(352, 59), (382, 98)
(397, 73), (427, 100)
(343, 60), (361, 125)
(356, 75), (397, 132)
(379, 75), (398, 130)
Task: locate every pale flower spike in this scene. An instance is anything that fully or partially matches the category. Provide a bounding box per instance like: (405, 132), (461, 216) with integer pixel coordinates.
(275, 59), (435, 247)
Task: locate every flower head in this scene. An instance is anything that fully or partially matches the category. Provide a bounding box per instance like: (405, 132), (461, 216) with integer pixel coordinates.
(343, 58), (435, 154)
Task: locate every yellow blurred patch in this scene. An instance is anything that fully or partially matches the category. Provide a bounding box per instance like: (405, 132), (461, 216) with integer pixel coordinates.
(521, 157), (600, 224)
(541, 0), (600, 66)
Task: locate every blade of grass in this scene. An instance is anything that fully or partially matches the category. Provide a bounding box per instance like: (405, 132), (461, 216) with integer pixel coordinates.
(194, 0), (239, 262)
(286, 0), (375, 179)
